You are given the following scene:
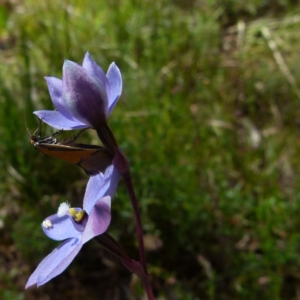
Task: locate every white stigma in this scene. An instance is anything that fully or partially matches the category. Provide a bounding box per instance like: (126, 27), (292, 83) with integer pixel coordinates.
(42, 219), (52, 229)
(57, 202), (70, 217)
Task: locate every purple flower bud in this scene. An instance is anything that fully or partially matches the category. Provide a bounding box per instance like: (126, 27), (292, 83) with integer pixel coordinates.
(34, 53), (122, 131)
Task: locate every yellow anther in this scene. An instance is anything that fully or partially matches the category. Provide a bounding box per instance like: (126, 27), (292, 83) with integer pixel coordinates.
(69, 208), (86, 222)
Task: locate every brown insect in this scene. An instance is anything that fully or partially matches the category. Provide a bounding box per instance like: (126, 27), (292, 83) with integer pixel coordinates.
(28, 120), (113, 176)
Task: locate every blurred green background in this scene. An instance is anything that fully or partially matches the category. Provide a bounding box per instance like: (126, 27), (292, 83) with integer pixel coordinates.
(1, 0), (300, 299)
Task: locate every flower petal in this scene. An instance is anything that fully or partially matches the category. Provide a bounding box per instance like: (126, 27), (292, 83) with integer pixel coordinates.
(82, 52), (110, 101)
(45, 77), (62, 104)
(45, 77), (75, 120)
(25, 237), (82, 288)
(82, 196), (111, 244)
(42, 214), (82, 241)
(83, 165), (120, 214)
(33, 110), (89, 130)
(107, 62), (122, 116)
(63, 60), (108, 128)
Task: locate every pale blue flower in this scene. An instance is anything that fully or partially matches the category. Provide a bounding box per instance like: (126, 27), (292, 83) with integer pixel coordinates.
(25, 165), (120, 288)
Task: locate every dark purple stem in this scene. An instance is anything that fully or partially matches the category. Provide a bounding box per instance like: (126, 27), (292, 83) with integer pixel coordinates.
(142, 277), (155, 300)
(122, 171), (147, 274)
(98, 127), (154, 299)
(95, 233), (154, 300)
(122, 171), (154, 300)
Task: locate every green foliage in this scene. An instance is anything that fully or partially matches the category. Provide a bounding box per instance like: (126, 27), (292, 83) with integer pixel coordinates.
(1, 0), (300, 299)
